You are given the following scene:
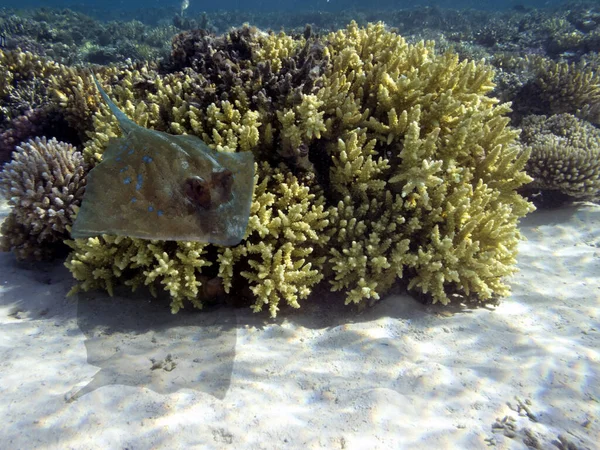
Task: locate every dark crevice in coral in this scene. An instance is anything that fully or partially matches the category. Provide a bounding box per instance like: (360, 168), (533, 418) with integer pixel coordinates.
(518, 187), (577, 209)
(308, 140), (333, 201)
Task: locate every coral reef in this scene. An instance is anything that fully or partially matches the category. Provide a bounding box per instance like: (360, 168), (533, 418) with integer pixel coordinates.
(1, 109), (52, 166)
(520, 114), (600, 205)
(5, 0), (600, 317)
(0, 137), (88, 260)
(66, 162), (329, 317)
(0, 8), (173, 65)
(0, 48), (62, 123)
(217, 162), (330, 316)
(3, 2), (600, 69)
(316, 24), (533, 306)
(58, 22), (534, 316)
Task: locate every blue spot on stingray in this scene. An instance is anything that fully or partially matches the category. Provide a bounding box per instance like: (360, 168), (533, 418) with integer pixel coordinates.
(157, 210), (164, 217)
(123, 177), (132, 184)
(128, 149), (134, 155)
(119, 166), (129, 173)
(116, 156), (122, 162)
(131, 197), (137, 203)
(148, 206), (154, 212)
(142, 155), (153, 163)
(136, 174), (143, 190)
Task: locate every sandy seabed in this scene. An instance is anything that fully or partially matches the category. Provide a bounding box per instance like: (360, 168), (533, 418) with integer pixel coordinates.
(0, 195), (598, 450)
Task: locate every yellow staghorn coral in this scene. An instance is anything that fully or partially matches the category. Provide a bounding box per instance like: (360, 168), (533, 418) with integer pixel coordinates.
(50, 67), (102, 140)
(276, 94), (328, 158)
(252, 30), (305, 73)
(203, 101), (262, 153)
(403, 177), (528, 304)
(329, 129), (389, 202)
(65, 235), (212, 313)
(0, 49), (64, 100)
(326, 129), (410, 305)
(317, 22), (533, 306)
(533, 59), (600, 120)
(217, 162), (329, 317)
(80, 67), (164, 164)
(505, 56), (600, 125)
(81, 67), (263, 163)
(328, 191), (411, 305)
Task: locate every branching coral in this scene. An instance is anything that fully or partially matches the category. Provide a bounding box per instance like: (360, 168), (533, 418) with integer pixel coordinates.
(314, 22), (533, 305)
(51, 66), (105, 141)
(0, 49), (64, 127)
(1, 109), (51, 166)
(534, 60), (600, 122)
(510, 57), (600, 125)
(65, 236), (213, 313)
(0, 49), (64, 104)
(0, 137), (87, 260)
(217, 162), (330, 317)
(0, 49), (76, 164)
(78, 64), (163, 164)
(520, 113), (600, 204)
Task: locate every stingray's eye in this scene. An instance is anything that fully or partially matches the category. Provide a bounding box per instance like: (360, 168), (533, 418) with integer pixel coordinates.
(184, 176), (212, 209)
(297, 143), (309, 157)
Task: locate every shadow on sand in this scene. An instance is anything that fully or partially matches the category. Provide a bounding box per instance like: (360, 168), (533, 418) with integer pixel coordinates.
(66, 289), (237, 401)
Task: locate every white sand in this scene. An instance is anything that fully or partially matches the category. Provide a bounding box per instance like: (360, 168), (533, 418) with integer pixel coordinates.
(0, 196), (598, 449)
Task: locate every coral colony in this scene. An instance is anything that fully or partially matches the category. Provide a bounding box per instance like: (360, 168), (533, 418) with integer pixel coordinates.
(1, 12), (599, 317)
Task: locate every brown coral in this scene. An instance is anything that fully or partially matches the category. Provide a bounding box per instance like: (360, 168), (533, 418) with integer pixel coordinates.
(511, 57), (600, 124)
(520, 114), (600, 204)
(0, 137), (88, 260)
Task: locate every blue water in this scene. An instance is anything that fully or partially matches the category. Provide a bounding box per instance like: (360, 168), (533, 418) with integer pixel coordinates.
(0, 0), (568, 14)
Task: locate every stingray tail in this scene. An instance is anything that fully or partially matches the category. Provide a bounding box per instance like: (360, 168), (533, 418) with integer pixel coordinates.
(91, 70), (138, 135)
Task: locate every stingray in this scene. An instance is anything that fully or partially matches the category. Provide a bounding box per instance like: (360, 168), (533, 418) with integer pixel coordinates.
(71, 74), (254, 246)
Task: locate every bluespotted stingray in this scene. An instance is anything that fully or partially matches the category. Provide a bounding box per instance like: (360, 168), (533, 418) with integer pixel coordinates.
(71, 74), (255, 246)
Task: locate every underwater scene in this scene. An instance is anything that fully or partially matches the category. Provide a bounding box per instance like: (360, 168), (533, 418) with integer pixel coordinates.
(0, 0), (598, 448)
